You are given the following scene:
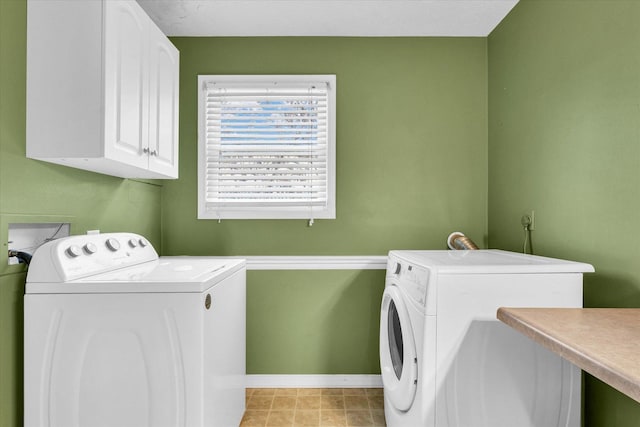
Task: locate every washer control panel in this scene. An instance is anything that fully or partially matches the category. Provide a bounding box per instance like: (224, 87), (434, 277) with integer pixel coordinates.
(27, 232), (159, 283)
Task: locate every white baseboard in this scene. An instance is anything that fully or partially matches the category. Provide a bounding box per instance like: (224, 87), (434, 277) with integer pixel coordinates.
(246, 374), (383, 388)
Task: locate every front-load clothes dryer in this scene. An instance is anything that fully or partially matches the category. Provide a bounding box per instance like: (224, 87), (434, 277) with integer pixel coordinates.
(380, 250), (594, 427)
(24, 232), (246, 427)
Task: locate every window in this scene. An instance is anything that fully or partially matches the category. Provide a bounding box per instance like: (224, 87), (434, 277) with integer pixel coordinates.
(198, 75), (336, 221)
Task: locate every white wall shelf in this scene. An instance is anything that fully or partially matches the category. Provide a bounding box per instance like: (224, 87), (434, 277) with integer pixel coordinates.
(178, 256), (388, 270)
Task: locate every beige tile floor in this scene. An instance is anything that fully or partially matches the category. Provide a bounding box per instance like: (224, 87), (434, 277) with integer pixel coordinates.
(241, 388), (386, 427)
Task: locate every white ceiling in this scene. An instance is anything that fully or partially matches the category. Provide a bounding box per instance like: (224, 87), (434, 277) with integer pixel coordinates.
(137, 0), (520, 37)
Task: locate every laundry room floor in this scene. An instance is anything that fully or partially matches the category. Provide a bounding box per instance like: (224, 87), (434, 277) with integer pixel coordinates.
(241, 388), (386, 426)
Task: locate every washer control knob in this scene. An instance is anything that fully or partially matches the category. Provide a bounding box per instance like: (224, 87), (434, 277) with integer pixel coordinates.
(139, 238), (148, 247)
(394, 262), (401, 275)
(83, 243), (97, 254)
(106, 238), (120, 252)
(128, 238), (138, 248)
(66, 245), (82, 258)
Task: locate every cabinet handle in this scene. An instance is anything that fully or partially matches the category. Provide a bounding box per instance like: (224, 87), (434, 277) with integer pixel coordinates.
(142, 147), (149, 154)
(151, 150), (158, 156)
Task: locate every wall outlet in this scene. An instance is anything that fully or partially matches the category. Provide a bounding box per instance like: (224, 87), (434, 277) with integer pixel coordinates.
(521, 210), (535, 231)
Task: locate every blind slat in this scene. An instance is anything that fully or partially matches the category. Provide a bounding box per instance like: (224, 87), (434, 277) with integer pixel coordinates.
(207, 181), (327, 186)
(207, 142), (325, 146)
(205, 201), (327, 209)
(206, 147), (326, 153)
(209, 163), (326, 168)
(207, 194), (327, 199)
(208, 170), (327, 177)
(206, 194), (327, 199)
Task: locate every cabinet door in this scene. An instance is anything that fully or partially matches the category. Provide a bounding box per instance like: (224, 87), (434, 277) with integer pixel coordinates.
(103, 0), (149, 169)
(148, 24), (180, 178)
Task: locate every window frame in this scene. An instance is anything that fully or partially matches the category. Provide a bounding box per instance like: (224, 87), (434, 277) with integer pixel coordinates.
(197, 74), (336, 220)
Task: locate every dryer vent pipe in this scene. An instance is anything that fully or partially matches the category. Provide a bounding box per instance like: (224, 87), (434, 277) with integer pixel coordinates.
(447, 232), (479, 250)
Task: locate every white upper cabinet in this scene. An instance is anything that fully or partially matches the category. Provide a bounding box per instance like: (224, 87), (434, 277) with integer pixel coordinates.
(147, 22), (180, 177)
(27, 0), (179, 179)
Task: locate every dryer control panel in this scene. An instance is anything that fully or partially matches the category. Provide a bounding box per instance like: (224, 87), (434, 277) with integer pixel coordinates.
(386, 253), (430, 308)
(27, 232), (158, 283)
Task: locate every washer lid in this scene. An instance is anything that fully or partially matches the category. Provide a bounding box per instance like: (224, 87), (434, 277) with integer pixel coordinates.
(26, 257), (246, 294)
(390, 249), (594, 274)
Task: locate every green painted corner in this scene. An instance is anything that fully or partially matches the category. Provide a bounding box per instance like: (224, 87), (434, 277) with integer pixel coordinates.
(488, 0), (640, 425)
(584, 374), (640, 427)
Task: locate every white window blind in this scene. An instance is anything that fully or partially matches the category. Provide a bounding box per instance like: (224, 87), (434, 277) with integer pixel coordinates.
(198, 75), (336, 220)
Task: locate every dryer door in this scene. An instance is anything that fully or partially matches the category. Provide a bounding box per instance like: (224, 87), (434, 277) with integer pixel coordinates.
(379, 284), (418, 411)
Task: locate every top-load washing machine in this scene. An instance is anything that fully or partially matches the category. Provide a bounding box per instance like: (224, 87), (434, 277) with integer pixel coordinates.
(380, 249), (594, 427)
(24, 232), (246, 427)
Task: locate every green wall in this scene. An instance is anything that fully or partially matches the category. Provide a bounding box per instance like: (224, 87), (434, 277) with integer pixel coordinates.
(163, 37), (488, 255)
(0, 0), (163, 424)
(488, 0), (640, 425)
(247, 270), (385, 374)
(163, 37), (489, 375)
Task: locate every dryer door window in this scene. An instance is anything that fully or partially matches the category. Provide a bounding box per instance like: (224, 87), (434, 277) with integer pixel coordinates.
(388, 300), (404, 380)
(379, 284), (418, 412)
